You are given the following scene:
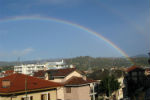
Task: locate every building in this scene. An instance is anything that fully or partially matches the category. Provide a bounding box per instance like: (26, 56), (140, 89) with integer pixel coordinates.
(14, 60), (72, 76)
(0, 73), (62, 100)
(14, 64), (46, 76)
(34, 68), (98, 100)
(45, 60), (73, 69)
(126, 65), (145, 84)
(124, 65), (146, 99)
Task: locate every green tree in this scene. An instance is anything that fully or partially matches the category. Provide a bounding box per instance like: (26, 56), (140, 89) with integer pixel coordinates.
(98, 76), (120, 97)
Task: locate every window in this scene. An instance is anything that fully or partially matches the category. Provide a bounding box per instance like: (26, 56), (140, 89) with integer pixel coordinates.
(49, 75), (54, 80)
(132, 72), (137, 76)
(41, 93), (50, 100)
(66, 87), (71, 93)
(21, 96), (33, 100)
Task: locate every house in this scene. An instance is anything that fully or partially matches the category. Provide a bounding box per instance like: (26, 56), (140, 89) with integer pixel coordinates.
(126, 65), (145, 84)
(124, 65), (146, 99)
(34, 68), (98, 100)
(0, 73), (62, 100)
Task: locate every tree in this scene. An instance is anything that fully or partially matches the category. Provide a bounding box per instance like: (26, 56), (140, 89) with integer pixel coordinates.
(98, 76), (120, 97)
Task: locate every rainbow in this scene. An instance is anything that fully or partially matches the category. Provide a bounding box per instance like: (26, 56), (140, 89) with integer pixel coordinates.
(0, 16), (133, 64)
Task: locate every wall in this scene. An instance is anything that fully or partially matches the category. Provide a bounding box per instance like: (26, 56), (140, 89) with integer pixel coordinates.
(64, 85), (91, 100)
(57, 87), (65, 100)
(64, 71), (83, 81)
(0, 89), (57, 100)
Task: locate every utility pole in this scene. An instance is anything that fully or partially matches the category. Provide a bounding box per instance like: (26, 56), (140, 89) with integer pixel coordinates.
(25, 76), (28, 100)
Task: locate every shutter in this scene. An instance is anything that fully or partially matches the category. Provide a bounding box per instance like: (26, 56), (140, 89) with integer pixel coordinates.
(48, 93), (50, 100)
(30, 96), (33, 100)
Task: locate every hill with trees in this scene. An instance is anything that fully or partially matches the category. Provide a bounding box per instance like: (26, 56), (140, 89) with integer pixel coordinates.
(0, 56), (149, 71)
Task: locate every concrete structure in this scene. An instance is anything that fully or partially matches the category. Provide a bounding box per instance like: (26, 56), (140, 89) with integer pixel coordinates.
(45, 60), (72, 69)
(14, 60), (73, 76)
(14, 64), (45, 76)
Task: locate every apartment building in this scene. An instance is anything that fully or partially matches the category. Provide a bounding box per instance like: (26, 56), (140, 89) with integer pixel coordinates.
(14, 60), (72, 76)
(14, 64), (45, 76)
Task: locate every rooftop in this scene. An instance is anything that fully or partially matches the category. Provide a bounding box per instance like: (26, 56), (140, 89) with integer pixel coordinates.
(46, 68), (77, 77)
(64, 76), (97, 86)
(126, 65), (144, 72)
(0, 73), (62, 94)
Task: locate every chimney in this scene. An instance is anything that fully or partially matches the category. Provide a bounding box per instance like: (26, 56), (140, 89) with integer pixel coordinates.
(2, 80), (11, 88)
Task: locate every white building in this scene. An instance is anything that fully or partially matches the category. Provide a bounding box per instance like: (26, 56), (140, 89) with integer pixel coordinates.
(14, 60), (73, 75)
(45, 60), (72, 69)
(14, 64), (45, 76)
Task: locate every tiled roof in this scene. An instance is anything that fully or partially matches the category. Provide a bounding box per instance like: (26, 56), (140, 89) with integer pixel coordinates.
(126, 65), (144, 72)
(64, 76), (97, 86)
(33, 70), (45, 78)
(0, 73), (62, 94)
(4, 70), (14, 75)
(47, 68), (76, 77)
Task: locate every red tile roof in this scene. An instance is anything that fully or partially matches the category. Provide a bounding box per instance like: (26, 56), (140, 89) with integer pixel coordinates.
(47, 68), (77, 77)
(5, 70), (14, 75)
(126, 65), (144, 72)
(0, 73), (62, 94)
(3, 70), (14, 76)
(64, 76), (97, 86)
(33, 70), (45, 78)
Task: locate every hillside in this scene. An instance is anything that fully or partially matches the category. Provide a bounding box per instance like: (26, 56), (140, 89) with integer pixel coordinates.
(0, 56), (149, 71)
(65, 56), (149, 70)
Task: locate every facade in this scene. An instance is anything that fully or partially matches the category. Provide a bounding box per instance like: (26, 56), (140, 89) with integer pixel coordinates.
(45, 60), (66, 69)
(0, 73), (62, 100)
(14, 64), (45, 76)
(45, 60), (73, 70)
(34, 68), (97, 100)
(124, 65), (146, 99)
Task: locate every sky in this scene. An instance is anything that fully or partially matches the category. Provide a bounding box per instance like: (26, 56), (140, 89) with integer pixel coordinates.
(0, 0), (149, 61)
